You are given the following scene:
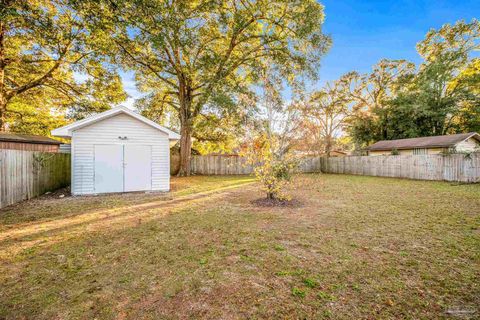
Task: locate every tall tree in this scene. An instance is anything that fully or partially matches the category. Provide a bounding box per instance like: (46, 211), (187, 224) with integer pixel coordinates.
(135, 86), (254, 155)
(375, 19), (480, 140)
(257, 65), (303, 156)
(302, 80), (351, 156)
(409, 19), (480, 135)
(0, 0), (126, 132)
(344, 59), (416, 146)
(346, 20), (480, 147)
(92, 0), (330, 175)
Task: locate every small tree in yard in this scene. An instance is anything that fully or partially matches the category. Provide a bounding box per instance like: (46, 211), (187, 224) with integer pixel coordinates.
(245, 133), (297, 200)
(243, 66), (301, 201)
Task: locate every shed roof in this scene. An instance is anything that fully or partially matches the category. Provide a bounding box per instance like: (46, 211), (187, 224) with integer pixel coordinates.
(0, 133), (62, 145)
(367, 132), (480, 151)
(51, 106), (180, 140)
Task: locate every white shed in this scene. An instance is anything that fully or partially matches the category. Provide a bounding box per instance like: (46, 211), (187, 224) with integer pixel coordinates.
(52, 106), (180, 195)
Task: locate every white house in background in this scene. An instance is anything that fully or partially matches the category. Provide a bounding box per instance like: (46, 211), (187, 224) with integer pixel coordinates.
(52, 106), (180, 195)
(367, 132), (480, 156)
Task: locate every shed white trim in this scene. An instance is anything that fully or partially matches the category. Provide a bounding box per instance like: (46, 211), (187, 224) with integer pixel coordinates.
(51, 106), (180, 140)
(51, 107), (179, 195)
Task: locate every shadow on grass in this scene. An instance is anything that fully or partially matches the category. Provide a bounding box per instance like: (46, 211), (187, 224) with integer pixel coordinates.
(0, 180), (255, 260)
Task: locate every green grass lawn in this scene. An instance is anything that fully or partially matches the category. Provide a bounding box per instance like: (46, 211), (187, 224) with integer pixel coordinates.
(0, 174), (479, 319)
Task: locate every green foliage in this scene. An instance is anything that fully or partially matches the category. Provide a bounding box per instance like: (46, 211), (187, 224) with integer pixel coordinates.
(292, 287), (306, 298)
(347, 19), (480, 147)
(5, 99), (67, 135)
(0, 0), (126, 134)
(244, 133), (297, 201)
(190, 108), (248, 155)
(390, 148), (400, 156)
(303, 278), (318, 288)
(83, 0), (330, 174)
(317, 291), (336, 301)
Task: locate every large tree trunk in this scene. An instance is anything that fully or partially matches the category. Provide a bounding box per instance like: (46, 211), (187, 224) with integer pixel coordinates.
(325, 135), (332, 157)
(177, 121), (192, 176)
(177, 80), (194, 176)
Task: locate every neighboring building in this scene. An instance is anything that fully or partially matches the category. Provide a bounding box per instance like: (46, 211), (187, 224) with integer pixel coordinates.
(52, 106), (180, 195)
(324, 150), (348, 157)
(367, 132), (480, 156)
(0, 133), (62, 152)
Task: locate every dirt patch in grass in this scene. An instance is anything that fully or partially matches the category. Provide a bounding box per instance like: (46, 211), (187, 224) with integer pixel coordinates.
(40, 186), (71, 199)
(251, 197), (303, 208)
(0, 174), (479, 319)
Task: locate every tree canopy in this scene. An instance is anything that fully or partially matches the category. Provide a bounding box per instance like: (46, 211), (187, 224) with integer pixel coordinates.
(0, 0), (126, 134)
(1, 1), (478, 159)
(347, 19), (480, 148)
(82, 0), (330, 175)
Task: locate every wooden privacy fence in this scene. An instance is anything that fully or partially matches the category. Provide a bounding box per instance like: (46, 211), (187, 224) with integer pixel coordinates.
(320, 153), (480, 183)
(190, 153), (480, 183)
(0, 150), (70, 209)
(190, 155), (253, 175)
(190, 155), (322, 175)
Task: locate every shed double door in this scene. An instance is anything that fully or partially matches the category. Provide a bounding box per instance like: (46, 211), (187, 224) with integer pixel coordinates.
(94, 145), (152, 193)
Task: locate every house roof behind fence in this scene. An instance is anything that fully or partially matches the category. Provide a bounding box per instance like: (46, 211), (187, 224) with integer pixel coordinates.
(367, 132), (480, 151)
(0, 133), (62, 145)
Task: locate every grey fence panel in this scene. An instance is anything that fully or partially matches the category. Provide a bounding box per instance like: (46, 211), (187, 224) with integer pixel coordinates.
(190, 153), (480, 183)
(0, 150), (70, 209)
(320, 153), (480, 183)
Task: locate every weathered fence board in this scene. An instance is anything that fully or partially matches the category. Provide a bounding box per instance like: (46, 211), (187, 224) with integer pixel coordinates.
(190, 155), (323, 175)
(320, 153), (480, 183)
(190, 153), (480, 183)
(190, 155), (253, 175)
(0, 150), (70, 209)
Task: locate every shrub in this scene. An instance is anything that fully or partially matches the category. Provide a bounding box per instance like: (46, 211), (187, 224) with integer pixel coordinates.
(244, 133), (297, 200)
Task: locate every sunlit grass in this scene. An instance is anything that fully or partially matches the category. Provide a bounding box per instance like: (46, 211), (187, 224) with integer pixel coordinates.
(0, 175), (255, 228)
(0, 175), (255, 258)
(0, 174), (478, 319)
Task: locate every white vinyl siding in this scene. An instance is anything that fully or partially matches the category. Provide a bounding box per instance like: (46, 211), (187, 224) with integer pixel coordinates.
(71, 113), (170, 195)
(455, 137), (480, 153)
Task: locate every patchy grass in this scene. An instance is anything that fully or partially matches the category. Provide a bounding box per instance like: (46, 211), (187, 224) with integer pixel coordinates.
(0, 174), (479, 319)
(0, 175), (255, 227)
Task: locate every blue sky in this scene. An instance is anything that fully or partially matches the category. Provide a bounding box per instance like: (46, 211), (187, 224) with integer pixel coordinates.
(120, 0), (480, 108)
(316, 0), (480, 85)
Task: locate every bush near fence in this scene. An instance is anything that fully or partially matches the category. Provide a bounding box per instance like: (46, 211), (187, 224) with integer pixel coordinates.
(0, 150), (70, 209)
(190, 153), (480, 183)
(2, 152), (477, 209)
